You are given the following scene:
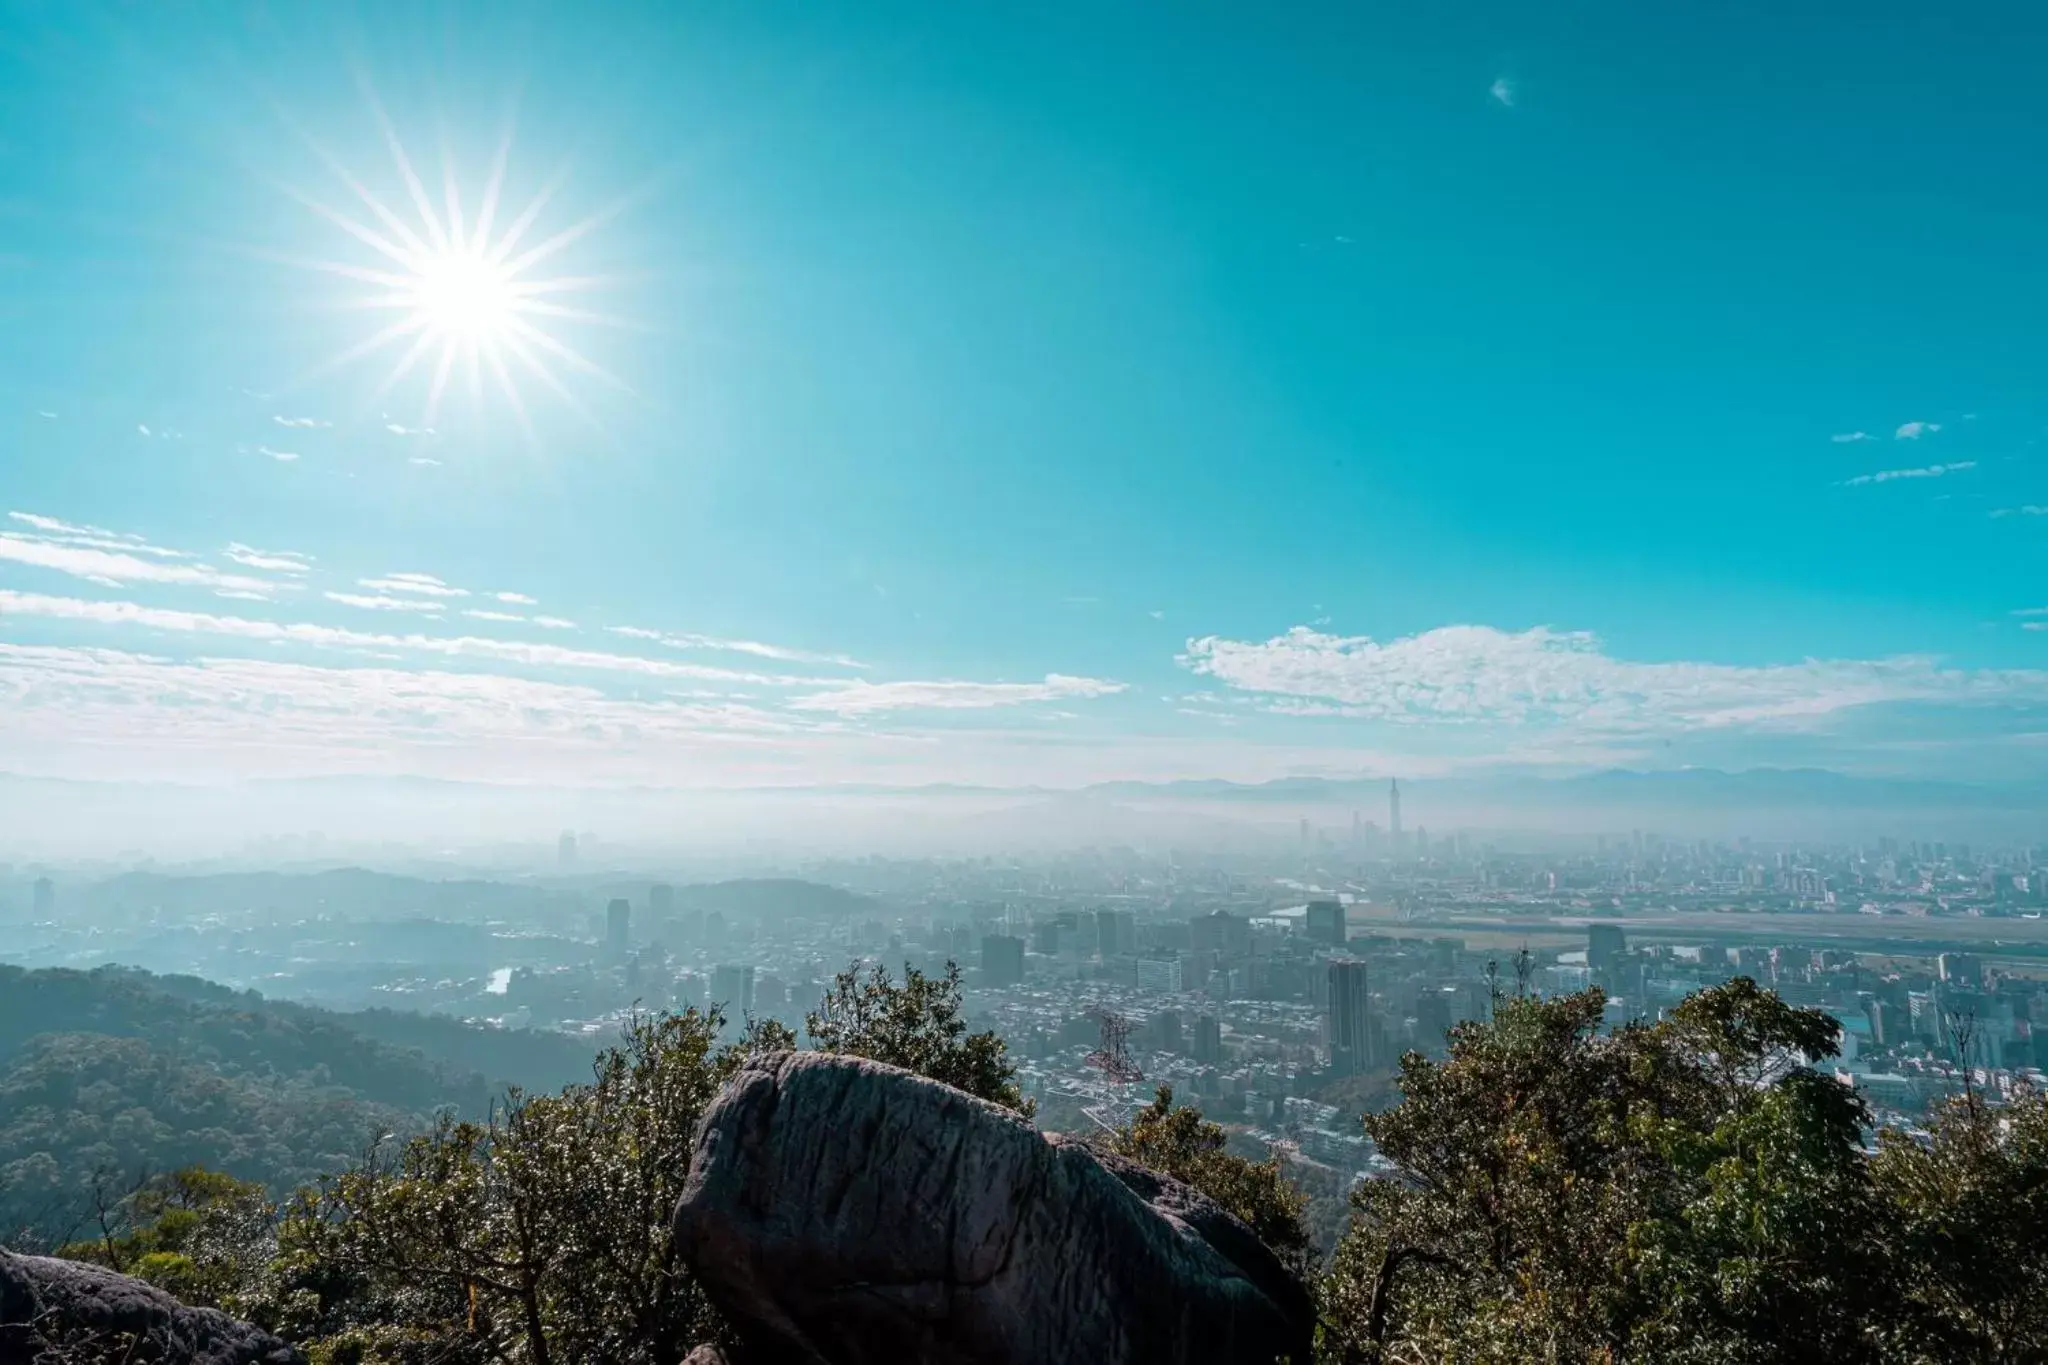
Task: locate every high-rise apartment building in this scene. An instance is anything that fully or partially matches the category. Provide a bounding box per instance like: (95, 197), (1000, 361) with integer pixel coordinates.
(1135, 954), (1184, 993)
(1389, 778), (1402, 838)
(558, 831), (577, 867)
(1305, 900), (1347, 947)
(1096, 909), (1137, 958)
(1327, 959), (1373, 1076)
(1588, 923), (1626, 973)
(1189, 910), (1249, 956)
(606, 898), (631, 958)
(1192, 1014), (1224, 1065)
(710, 964), (756, 1018)
(981, 934), (1026, 987)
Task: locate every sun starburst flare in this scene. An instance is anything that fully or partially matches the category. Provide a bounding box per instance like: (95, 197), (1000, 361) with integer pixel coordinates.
(286, 100), (638, 431)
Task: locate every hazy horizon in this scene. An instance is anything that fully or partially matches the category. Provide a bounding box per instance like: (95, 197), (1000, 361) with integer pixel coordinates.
(4, 765), (2042, 865)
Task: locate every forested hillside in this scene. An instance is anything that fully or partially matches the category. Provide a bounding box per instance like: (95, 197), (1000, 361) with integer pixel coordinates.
(0, 964), (602, 1247)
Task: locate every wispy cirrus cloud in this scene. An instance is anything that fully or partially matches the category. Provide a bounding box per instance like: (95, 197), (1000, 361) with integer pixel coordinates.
(1841, 461), (1975, 487)
(495, 592), (538, 605)
(788, 674), (1126, 716)
(607, 624), (864, 668)
(532, 616), (577, 630)
(0, 644), (824, 776)
(1830, 431), (1873, 443)
(462, 609), (526, 624)
(272, 415), (331, 429)
(325, 591), (446, 614)
(0, 590), (827, 686)
(257, 446), (300, 462)
(223, 543), (312, 573)
(1488, 77), (1515, 107)
(1894, 420), (1942, 440)
(7, 512), (191, 560)
(1180, 623), (2048, 735)
(0, 533), (282, 596)
(358, 573), (468, 599)
(1991, 505), (2048, 519)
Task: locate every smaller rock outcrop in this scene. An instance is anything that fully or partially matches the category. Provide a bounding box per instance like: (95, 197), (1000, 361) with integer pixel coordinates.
(673, 1051), (1313, 1365)
(0, 1249), (302, 1364)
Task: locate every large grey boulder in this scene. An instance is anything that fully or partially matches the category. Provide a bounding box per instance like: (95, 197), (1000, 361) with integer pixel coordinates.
(672, 1051), (1313, 1365)
(0, 1250), (302, 1364)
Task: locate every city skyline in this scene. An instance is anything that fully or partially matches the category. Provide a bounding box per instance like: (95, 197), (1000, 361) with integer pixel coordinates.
(5, 3), (2048, 794)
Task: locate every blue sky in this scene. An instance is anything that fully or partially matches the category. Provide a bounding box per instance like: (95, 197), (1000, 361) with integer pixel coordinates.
(3, 0), (2047, 789)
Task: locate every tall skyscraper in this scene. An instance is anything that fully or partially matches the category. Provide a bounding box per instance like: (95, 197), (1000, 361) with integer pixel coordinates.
(1096, 909), (1137, 958)
(1389, 778), (1402, 837)
(1327, 959), (1372, 1076)
(606, 898), (631, 958)
(31, 877), (54, 917)
(981, 934), (1026, 987)
(1305, 900), (1347, 947)
(558, 831), (577, 867)
(710, 964), (756, 1018)
(1588, 922), (1626, 973)
(1189, 910), (1249, 956)
(1192, 1014), (1224, 1066)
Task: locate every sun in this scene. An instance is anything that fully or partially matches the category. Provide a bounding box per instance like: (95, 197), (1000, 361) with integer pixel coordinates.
(283, 99), (635, 430)
(413, 248), (516, 343)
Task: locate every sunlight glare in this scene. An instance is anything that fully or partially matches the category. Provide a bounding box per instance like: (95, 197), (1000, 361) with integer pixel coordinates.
(287, 101), (635, 432)
(415, 249), (516, 342)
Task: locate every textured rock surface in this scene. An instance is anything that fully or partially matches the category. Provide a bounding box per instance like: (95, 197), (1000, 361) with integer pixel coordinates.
(0, 1250), (302, 1364)
(673, 1051), (1313, 1365)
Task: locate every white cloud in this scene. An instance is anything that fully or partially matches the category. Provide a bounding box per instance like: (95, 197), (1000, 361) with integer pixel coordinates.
(223, 543), (312, 573)
(1489, 77), (1515, 107)
(0, 644), (818, 774)
(2012, 607), (2048, 617)
(11, 513), (108, 537)
(0, 534), (280, 596)
(1894, 421), (1942, 440)
(358, 573), (468, 599)
(137, 424), (151, 436)
(385, 423), (436, 437)
(1831, 432), (1872, 443)
(36, 410), (55, 419)
(496, 592), (538, 605)
(272, 415), (330, 428)
(1841, 461), (1975, 487)
(1180, 623), (2048, 734)
(326, 591), (446, 614)
(1991, 506), (2048, 519)
(788, 674), (1126, 716)
(410, 457), (442, 467)
(1149, 610), (1166, 620)
(604, 624), (864, 668)
(532, 616), (577, 630)
(0, 590), (826, 686)
(463, 609), (525, 623)
(257, 446), (300, 462)
(6, 512), (191, 561)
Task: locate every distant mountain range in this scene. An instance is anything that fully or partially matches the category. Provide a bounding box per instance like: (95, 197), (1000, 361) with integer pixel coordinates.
(3, 766), (2042, 857)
